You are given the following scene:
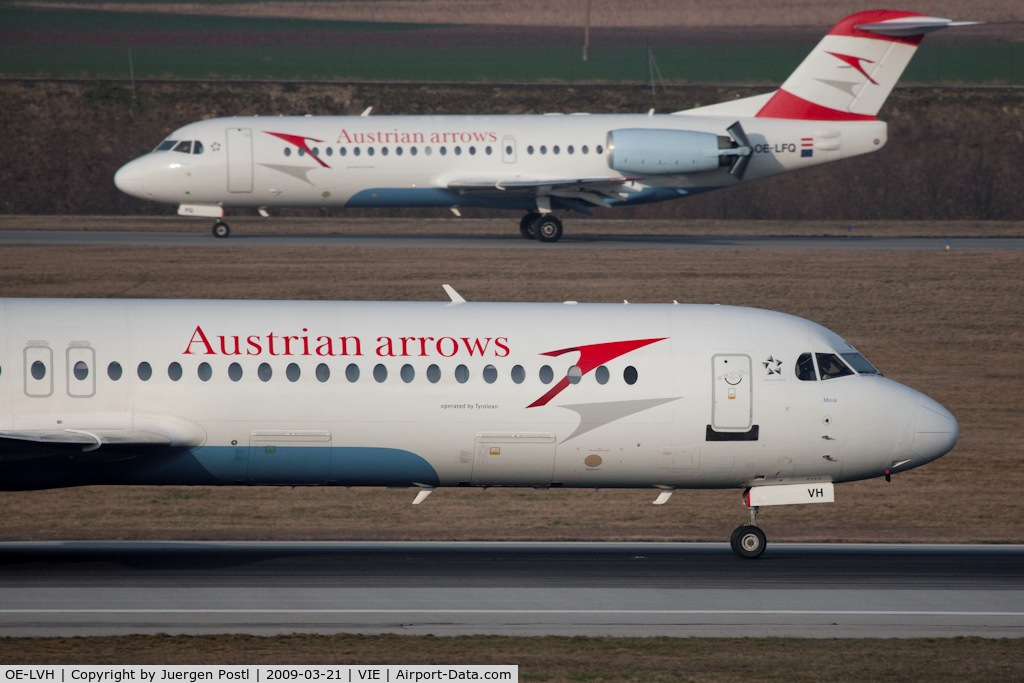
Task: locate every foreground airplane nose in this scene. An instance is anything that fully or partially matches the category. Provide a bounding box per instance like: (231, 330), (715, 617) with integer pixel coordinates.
(910, 399), (959, 463)
(114, 159), (146, 198)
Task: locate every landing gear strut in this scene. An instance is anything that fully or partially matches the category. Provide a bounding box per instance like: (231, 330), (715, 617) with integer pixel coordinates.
(212, 221), (230, 238)
(730, 505), (767, 559)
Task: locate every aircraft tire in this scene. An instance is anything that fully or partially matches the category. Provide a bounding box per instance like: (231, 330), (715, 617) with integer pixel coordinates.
(731, 524), (766, 559)
(519, 213), (539, 239)
(533, 215), (563, 243)
(212, 221), (230, 238)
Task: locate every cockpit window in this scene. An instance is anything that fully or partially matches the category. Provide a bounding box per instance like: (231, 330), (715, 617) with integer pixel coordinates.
(816, 353), (855, 380)
(155, 140), (177, 151)
(193, 141), (204, 155)
(796, 352), (817, 381)
(841, 352), (881, 375)
(173, 141), (192, 153)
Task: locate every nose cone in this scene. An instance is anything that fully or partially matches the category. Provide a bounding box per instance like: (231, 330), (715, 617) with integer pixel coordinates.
(114, 158), (146, 198)
(911, 398), (959, 463)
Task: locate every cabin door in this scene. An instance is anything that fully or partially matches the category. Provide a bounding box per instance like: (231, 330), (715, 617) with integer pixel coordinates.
(226, 128), (253, 193)
(711, 354), (752, 431)
(471, 432), (556, 486)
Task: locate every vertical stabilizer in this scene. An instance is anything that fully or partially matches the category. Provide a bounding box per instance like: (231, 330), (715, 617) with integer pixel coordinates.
(756, 10), (976, 121)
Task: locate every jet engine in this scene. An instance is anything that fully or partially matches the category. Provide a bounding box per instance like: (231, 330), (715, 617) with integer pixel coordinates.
(607, 122), (752, 178)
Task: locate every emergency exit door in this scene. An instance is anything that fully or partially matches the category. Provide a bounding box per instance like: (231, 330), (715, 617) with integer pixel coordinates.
(711, 354), (752, 431)
(226, 128), (253, 193)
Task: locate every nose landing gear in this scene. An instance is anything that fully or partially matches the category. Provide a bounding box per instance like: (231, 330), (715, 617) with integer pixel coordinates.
(730, 505), (767, 559)
(212, 221), (230, 238)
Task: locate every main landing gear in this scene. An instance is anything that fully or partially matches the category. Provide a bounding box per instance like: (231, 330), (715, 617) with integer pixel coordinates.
(730, 505), (767, 559)
(518, 212), (563, 243)
(212, 221), (230, 238)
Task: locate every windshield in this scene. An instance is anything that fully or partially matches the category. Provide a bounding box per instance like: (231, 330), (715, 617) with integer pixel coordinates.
(841, 352), (881, 375)
(816, 353), (854, 380)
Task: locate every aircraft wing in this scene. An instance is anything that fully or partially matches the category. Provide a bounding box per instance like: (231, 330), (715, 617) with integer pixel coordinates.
(447, 176), (642, 207)
(0, 415), (206, 464)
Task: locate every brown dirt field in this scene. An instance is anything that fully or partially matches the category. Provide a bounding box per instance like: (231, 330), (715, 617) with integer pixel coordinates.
(2, 215), (1023, 237)
(18, 0), (1024, 29)
(2, 634), (1024, 681)
(0, 238), (1021, 543)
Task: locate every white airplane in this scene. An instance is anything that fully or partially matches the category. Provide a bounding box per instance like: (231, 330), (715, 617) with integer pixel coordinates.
(0, 288), (957, 558)
(114, 10), (976, 241)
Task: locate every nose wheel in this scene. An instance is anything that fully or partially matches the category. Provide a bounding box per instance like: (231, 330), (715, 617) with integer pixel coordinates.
(212, 221), (230, 238)
(730, 504), (767, 559)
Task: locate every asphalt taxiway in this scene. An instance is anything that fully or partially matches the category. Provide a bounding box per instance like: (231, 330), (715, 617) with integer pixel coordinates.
(1, 230), (1022, 250)
(1, 541), (1021, 638)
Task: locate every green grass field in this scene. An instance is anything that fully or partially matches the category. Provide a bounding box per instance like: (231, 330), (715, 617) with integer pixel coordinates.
(2, 4), (1020, 83)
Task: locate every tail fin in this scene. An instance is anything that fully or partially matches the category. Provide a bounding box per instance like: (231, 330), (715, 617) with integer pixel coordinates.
(756, 10), (977, 121)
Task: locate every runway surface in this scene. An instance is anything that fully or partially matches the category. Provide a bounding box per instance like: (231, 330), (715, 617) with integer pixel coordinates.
(1, 230), (1022, 250)
(1, 541), (1022, 638)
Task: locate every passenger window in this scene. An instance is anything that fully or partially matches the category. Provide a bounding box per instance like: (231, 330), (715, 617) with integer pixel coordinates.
(258, 363), (272, 382)
(567, 365), (581, 384)
(340, 148), (348, 156)
(373, 363), (387, 382)
(595, 365), (609, 385)
(228, 362), (242, 382)
(486, 146), (493, 155)
(455, 146), (462, 155)
(440, 147), (447, 156)
(553, 145), (560, 154)
(455, 364), (469, 384)
(346, 363), (360, 382)
(582, 145), (589, 154)
(401, 364), (414, 383)
(168, 362), (182, 381)
(284, 148), (292, 157)
(623, 366), (638, 385)
(796, 353), (817, 381)
(540, 145), (547, 154)
(31, 361), (46, 380)
(73, 361), (88, 381)
(312, 147), (320, 157)
(298, 148), (306, 157)
(411, 147), (418, 156)
(107, 362), (122, 381)
(483, 365), (497, 384)
(539, 365), (553, 384)
(597, 145), (604, 154)
(198, 362), (212, 382)
(396, 147), (403, 156)
(354, 148), (361, 156)
(137, 362), (152, 381)
(511, 365), (525, 384)
(841, 352), (880, 375)
(425, 146), (432, 156)
(567, 145), (574, 154)
(192, 141), (204, 155)
(427, 364), (441, 383)
(286, 363), (301, 382)
(527, 146), (534, 155)
(316, 363), (330, 382)
(381, 147), (388, 156)
(817, 353), (854, 380)
(326, 147), (333, 157)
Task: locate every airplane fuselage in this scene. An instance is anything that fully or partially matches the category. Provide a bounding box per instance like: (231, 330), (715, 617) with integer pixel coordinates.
(0, 298), (956, 493)
(115, 113), (887, 213)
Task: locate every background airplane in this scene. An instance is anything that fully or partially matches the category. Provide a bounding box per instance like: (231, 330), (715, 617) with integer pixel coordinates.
(0, 289), (958, 558)
(113, 10), (976, 241)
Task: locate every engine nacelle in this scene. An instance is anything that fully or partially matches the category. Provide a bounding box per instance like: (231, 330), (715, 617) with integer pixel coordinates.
(607, 128), (726, 175)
